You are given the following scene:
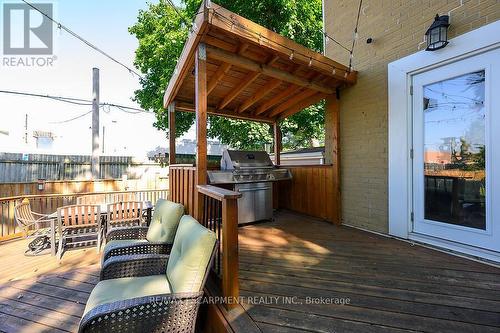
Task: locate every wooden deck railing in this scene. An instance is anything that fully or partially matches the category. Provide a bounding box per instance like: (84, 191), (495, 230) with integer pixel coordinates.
(0, 189), (168, 240)
(197, 184), (241, 310)
(169, 165), (197, 217)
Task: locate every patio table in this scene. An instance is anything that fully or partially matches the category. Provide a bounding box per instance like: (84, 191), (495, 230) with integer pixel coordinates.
(48, 201), (153, 256)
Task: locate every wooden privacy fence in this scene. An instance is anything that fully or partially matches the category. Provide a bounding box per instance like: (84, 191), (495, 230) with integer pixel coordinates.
(0, 178), (168, 198)
(0, 189), (168, 240)
(0, 153), (165, 183)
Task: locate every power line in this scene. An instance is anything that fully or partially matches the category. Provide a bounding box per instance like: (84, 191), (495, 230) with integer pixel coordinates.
(49, 110), (92, 124)
(0, 89), (92, 106)
(0, 89), (152, 114)
(21, 0), (143, 79)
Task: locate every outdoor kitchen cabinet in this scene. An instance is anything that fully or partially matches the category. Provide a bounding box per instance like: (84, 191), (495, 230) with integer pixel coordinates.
(235, 182), (273, 224)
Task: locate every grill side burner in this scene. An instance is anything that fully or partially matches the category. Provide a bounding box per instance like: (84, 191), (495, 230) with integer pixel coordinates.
(207, 150), (292, 224)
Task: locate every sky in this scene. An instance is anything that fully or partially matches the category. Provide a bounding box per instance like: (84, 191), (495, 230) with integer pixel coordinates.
(423, 71), (485, 155)
(0, 0), (190, 158)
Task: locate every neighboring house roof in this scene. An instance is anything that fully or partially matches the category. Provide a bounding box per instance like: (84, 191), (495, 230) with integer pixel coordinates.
(33, 131), (54, 138)
(280, 147), (325, 155)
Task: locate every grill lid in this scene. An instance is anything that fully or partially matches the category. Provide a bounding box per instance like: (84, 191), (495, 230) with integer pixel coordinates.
(221, 150), (273, 170)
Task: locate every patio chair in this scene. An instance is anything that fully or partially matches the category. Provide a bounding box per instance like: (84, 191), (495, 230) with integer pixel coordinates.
(14, 198), (54, 238)
(76, 194), (106, 205)
(79, 215), (217, 333)
(106, 201), (144, 232)
(57, 205), (103, 260)
(101, 199), (184, 264)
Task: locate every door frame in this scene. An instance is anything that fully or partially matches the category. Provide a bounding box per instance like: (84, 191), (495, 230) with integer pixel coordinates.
(388, 20), (500, 262)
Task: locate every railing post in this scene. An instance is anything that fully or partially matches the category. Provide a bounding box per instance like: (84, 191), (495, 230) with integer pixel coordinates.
(221, 197), (239, 309)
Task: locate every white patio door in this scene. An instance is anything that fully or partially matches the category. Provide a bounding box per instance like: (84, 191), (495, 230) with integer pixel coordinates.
(411, 48), (500, 253)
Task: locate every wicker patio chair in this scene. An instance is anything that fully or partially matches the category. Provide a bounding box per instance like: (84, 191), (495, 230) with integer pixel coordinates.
(14, 199), (54, 238)
(57, 205), (103, 260)
(79, 215), (217, 333)
(102, 199), (184, 264)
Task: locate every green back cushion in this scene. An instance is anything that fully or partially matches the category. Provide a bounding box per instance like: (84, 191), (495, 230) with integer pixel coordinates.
(146, 199), (184, 243)
(167, 215), (216, 293)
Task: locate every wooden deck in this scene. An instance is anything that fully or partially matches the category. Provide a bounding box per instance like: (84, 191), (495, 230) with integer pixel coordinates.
(0, 211), (499, 332)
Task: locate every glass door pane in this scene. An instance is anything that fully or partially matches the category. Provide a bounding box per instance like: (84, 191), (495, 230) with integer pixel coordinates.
(423, 71), (486, 230)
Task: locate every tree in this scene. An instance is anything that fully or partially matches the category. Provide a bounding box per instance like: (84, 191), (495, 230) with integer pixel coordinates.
(129, 0), (325, 150)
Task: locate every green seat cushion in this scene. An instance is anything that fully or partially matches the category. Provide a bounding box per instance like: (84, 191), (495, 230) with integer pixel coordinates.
(101, 239), (148, 265)
(146, 199), (184, 243)
(83, 275), (171, 316)
(167, 215), (217, 293)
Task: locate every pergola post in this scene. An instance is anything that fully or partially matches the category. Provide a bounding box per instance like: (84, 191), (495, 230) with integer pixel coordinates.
(168, 102), (176, 165)
(195, 43), (208, 221)
(325, 95), (341, 225)
(273, 122), (281, 166)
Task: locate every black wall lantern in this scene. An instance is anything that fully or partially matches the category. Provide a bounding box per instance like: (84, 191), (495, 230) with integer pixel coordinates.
(425, 14), (450, 51)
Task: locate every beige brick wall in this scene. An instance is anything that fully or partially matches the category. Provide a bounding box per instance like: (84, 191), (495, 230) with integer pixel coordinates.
(324, 0), (499, 233)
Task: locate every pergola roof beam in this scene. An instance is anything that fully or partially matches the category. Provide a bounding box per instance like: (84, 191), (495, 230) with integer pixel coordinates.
(254, 84), (302, 115)
(268, 89), (317, 117)
(206, 45), (335, 95)
(175, 100), (275, 123)
(237, 78), (281, 113)
(217, 54), (279, 110)
(207, 43), (249, 95)
(278, 93), (328, 120)
(207, 63), (232, 95)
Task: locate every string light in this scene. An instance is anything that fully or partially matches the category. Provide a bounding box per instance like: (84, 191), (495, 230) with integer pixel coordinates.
(165, 5), (358, 79)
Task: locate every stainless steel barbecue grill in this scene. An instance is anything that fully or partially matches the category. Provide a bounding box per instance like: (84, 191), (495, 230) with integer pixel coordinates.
(207, 150), (292, 224)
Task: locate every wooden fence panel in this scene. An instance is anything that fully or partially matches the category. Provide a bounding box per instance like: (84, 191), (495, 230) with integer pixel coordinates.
(276, 165), (338, 223)
(169, 165), (197, 217)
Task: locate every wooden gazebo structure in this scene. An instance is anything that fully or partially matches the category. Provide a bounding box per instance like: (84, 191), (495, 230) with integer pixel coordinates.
(164, 0), (356, 329)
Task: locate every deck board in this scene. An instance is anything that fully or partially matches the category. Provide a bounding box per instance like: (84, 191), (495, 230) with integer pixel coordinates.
(237, 211), (500, 333)
(0, 211), (498, 332)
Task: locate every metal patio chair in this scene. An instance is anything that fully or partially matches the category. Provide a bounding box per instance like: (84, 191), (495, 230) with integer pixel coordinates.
(57, 204), (103, 260)
(14, 199), (54, 238)
(106, 201), (144, 232)
(79, 215), (217, 333)
(76, 194), (107, 205)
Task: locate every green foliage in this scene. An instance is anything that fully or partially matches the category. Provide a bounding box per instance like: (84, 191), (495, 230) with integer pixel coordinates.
(130, 0), (325, 150)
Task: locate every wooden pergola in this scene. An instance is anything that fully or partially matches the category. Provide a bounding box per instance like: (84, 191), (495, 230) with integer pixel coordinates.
(164, 1), (356, 181)
(164, 1), (356, 317)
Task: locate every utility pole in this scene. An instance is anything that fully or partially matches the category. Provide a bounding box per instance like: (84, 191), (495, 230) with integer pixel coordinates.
(102, 125), (105, 154)
(91, 68), (100, 180)
(24, 114), (28, 144)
